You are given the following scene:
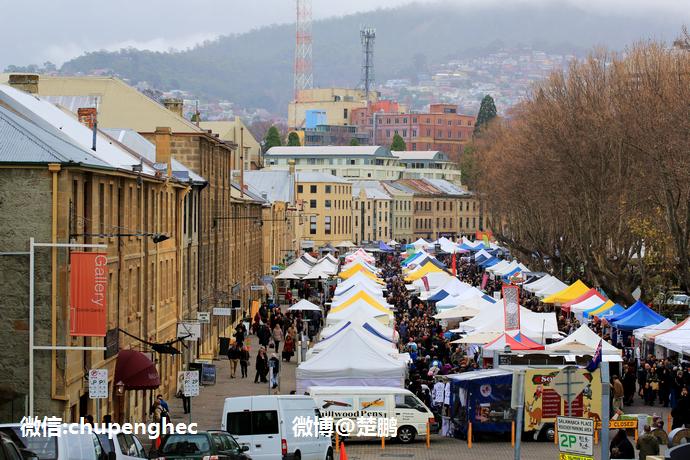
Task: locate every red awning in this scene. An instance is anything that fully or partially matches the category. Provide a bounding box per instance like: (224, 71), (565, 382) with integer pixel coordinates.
(114, 350), (160, 390)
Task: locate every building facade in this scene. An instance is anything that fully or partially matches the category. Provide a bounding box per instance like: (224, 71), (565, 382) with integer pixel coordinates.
(381, 182), (414, 243)
(395, 150), (463, 185)
(352, 103), (476, 163)
(296, 172), (352, 249)
(352, 182), (392, 244)
(288, 88), (377, 129)
(0, 85), (196, 424)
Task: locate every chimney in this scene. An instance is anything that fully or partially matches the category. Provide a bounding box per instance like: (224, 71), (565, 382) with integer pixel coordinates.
(154, 127), (173, 177)
(8, 74), (39, 94)
(162, 98), (183, 118)
(77, 108), (98, 151)
(288, 159), (296, 205)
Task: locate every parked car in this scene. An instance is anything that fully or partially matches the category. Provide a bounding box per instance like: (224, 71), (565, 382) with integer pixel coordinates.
(221, 395), (332, 460)
(0, 431), (39, 460)
(0, 423), (108, 460)
(148, 430), (250, 460)
(96, 433), (147, 459)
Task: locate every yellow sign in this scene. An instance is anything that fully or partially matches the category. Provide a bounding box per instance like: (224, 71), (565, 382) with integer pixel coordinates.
(523, 369), (602, 431)
(559, 454), (594, 460)
(594, 419), (638, 430)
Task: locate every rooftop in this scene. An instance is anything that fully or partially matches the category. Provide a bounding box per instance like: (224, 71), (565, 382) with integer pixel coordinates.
(351, 181), (392, 200)
(393, 151), (448, 161)
(266, 145), (393, 158)
(297, 171), (350, 184)
(244, 170), (294, 203)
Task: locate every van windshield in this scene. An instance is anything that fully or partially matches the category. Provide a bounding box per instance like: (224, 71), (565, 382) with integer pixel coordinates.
(395, 395), (428, 412)
(0, 427), (58, 459)
(226, 410), (279, 436)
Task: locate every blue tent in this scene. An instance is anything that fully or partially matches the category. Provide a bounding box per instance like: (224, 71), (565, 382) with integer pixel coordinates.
(611, 303), (666, 331)
(475, 253), (492, 264)
(449, 370), (513, 438)
(402, 251), (424, 267)
(481, 294), (498, 304)
(428, 289), (451, 302)
(501, 266), (523, 281)
(479, 257), (500, 267)
(606, 300), (646, 323)
(362, 322), (394, 343)
(583, 303), (625, 319)
(378, 241), (393, 252)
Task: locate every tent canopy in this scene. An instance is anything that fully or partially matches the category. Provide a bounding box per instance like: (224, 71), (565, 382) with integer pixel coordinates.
(542, 280), (590, 304)
(653, 318), (690, 352)
(545, 324), (621, 355)
(562, 288), (608, 313)
(610, 302), (666, 331)
(287, 299), (322, 312)
(633, 318), (675, 341)
(483, 332), (545, 352)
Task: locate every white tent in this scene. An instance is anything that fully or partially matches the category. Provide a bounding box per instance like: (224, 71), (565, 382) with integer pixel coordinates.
(653, 318), (690, 353)
(435, 286), (486, 309)
(275, 257), (313, 279)
(633, 319), (675, 341)
(310, 322), (397, 358)
(454, 294), (498, 311)
(334, 275), (383, 296)
(422, 278), (471, 300)
(452, 303), (559, 343)
(545, 324), (621, 360)
(322, 309), (396, 337)
(326, 299), (393, 325)
(523, 274), (555, 293)
(295, 327), (406, 393)
(287, 299), (322, 312)
(494, 261), (530, 276)
(410, 272), (454, 292)
(474, 249), (493, 260)
(335, 240), (356, 248)
(412, 238), (431, 249)
(533, 278), (569, 297)
(331, 290), (391, 310)
(486, 260), (511, 273)
(302, 253), (319, 265)
(433, 305), (479, 320)
(388, 240), (400, 246)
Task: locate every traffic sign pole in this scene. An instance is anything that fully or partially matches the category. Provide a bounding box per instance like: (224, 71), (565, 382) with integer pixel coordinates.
(600, 362), (610, 460)
(514, 371), (525, 460)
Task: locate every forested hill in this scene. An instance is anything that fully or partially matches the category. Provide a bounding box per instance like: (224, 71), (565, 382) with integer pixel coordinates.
(54, 1), (683, 112)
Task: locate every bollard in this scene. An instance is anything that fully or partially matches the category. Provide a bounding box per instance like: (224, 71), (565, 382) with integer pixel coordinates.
(468, 422), (472, 449)
(668, 414), (671, 429)
(335, 432), (339, 453)
(426, 421), (430, 448)
(381, 435), (385, 449)
(594, 429), (598, 445)
(554, 424), (558, 445)
(634, 428), (638, 442)
(511, 421), (515, 447)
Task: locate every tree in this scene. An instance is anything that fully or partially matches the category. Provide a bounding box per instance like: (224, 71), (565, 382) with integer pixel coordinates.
(264, 126), (282, 151)
(287, 131), (301, 146)
(459, 145), (478, 190)
(474, 94), (497, 136)
(390, 133), (406, 151)
(349, 138), (360, 146)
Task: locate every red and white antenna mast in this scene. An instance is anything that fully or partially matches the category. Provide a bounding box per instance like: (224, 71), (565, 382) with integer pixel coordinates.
(294, 0), (313, 101)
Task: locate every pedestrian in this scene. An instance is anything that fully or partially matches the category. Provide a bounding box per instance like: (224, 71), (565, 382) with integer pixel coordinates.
(671, 386), (689, 429)
(226, 343), (241, 378)
(612, 375), (624, 412)
(234, 323), (246, 348)
(635, 425), (659, 460)
(258, 323), (271, 348)
(254, 347), (269, 383)
(175, 373), (191, 414)
(272, 323), (284, 352)
(283, 334), (294, 362)
(85, 415), (94, 427)
(610, 429), (634, 459)
(240, 345), (250, 378)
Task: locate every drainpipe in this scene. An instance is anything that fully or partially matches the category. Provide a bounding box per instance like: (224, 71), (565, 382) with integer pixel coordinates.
(48, 164), (68, 403)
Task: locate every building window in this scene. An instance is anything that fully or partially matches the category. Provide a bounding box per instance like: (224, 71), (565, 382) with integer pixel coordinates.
(436, 218), (440, 228)
(325, 200), (331, 208)
(310, 185), (317, 193)
(350, 159), (356, 165)
(443, 202), (446, 211)
(450, 202), (453, 211)
(413, 117), (417, 123)
(344, 108), (348, 119)
(450, 218), (453, 228)
(325, 216), (332, 234)
(443, 218), (446, 228)
(412, 143), (416, 150)
(310, 216), (317, 234)
(473, 217), (476, 228)
(368, 202), (371, 210)
(402, 129), (407, 137)
(448, 120), (452, 126)
(437, 119), (442, 124)
(355, 215), (359, 227)
(297, 185), (303, 193)
(310, 199), (317, 208)
(466, 217), (470, 228)
(325, 185), (332, 193)
(426, 129), (431, 136)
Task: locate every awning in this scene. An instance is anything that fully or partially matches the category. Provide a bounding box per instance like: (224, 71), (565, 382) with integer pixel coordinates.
(114, 350), (160, 390)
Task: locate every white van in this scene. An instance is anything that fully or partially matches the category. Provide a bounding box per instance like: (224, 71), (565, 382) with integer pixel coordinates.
(306, 386), (436, 444)
(0, 423), (111, 460)
(221, 395), (333, 460)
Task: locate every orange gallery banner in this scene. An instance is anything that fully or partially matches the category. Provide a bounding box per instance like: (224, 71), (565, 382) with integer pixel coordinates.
(70, 252), (108, 336)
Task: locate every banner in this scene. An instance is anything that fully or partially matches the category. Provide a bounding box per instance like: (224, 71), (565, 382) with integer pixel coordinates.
(481, 273), (489, 291)
(502, 284), (520, 331)
(421, 275), (430, 292)
(70, 252), (108, 337)
(451, 253), (457, 276)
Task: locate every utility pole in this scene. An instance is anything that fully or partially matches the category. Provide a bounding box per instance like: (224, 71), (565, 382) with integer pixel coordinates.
(294, 0), (313, 101)
(360, 27), (376, 106)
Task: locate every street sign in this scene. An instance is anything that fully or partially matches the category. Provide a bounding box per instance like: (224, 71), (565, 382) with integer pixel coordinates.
(594, 419), (638, 429)
(197, 312), (210, 323)
(213, 307), (232, 316)
(177, 322), (201, 341)
(180, 370), (200, 397)
(559, 454), (594, 460)
(251, 285), (264, 291)
(551, 367), (590, 404)
(557, 416), (594, 456)
(88, 369), (108, 399)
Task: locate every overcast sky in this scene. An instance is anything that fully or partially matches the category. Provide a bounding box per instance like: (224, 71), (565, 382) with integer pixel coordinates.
(2, 0), (689, 69)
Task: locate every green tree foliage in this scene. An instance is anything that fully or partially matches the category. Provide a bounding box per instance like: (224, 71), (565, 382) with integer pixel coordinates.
(264, 126), (282, 151)
(459, 144), (478, 190)
(349, 138), (360, 146)
(390, 133), (406, 151)
(474, 94), (497, 136)
(287, 131), (301, 146)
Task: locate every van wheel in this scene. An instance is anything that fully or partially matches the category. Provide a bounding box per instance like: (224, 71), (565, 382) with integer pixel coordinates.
(294, 451), (301, 460)
(325, 447), (333, 460)
(396, 426), (416, 444)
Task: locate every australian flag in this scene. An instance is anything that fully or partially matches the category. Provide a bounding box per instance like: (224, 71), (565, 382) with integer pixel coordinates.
(586, 339), (603, 372)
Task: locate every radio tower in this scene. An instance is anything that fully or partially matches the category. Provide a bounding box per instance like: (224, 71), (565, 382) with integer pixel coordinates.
(360, 26), (376, 106)
(294, 0), (313, 101)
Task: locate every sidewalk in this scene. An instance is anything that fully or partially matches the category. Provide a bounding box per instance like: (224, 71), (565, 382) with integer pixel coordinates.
(167, 334), (299, 430)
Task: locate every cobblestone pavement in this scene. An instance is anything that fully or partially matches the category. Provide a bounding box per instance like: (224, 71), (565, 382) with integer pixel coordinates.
(167, 334), (673, 459)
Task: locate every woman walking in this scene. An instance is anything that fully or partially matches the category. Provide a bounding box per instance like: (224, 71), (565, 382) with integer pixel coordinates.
(272, 323), (284, 352)
(240, 345), (250, 378)
(254, 347), (269, 383)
